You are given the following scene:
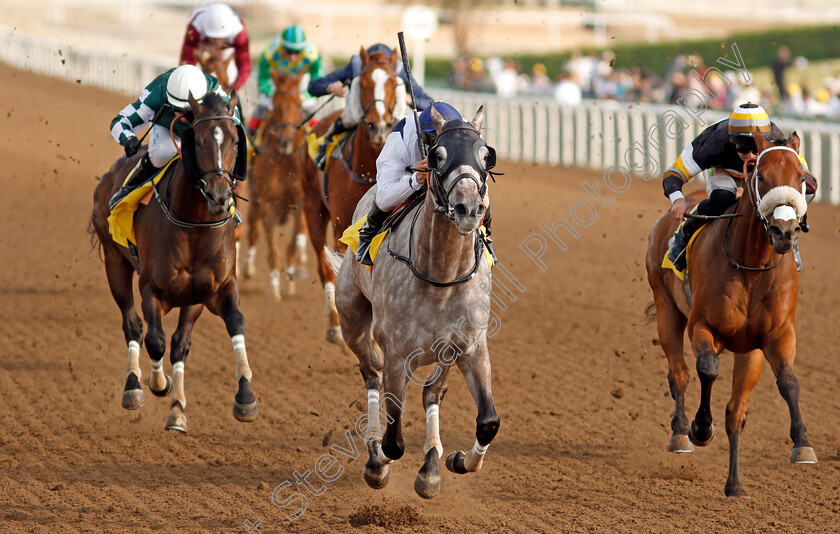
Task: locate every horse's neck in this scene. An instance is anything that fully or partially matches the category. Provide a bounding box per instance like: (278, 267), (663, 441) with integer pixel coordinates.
(351, 128), (379, 178)
(168, 170), (212, 223)
(728, 192), (781, 270)
(412, 193), (477, 282)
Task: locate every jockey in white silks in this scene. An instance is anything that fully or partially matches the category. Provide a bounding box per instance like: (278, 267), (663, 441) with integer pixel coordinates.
(355, 101), (495, 266)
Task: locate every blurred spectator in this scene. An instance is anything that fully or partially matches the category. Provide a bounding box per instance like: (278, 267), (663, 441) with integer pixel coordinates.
(773, 46), (792, 100)
(553, 70), (582, 106)
(530, 63), (552, 94)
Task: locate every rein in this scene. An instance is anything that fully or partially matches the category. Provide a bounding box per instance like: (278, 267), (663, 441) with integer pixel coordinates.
(385, 201), (487, 287)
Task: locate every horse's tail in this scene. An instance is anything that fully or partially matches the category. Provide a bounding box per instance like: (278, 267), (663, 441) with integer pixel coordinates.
(87, 209), (105, 261)
(643, 301), (657, 324)
(323, 246), (344, 275)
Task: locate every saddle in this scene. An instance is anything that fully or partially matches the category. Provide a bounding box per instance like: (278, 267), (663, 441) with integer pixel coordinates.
(339, 191), (494, 272)
(107, 156), (180, 249)
(305, 130), (347, 173)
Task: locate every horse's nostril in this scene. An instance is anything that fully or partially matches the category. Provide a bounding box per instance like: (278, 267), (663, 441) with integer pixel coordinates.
(454, 204), (468, 217)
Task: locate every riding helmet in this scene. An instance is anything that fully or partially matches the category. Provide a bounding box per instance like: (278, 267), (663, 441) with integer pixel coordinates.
(419, 102), (463, 132)
(728, 102), (771, 139)
(198, 4), (243, 39)
(166, 65), (209, 108)
(281, 25), (307, 51)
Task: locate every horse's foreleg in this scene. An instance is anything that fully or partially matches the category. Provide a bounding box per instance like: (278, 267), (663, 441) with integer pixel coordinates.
(263, 212), (283, 301)
(689, 325), (721, 447)
(295, 209), (309, 268)
(302, 192), (340, 342)
(364, 360), (407, 490)
(213, 279), (258, 423)
(764, 330), (817, 465)
(415, 364), (452, 499)
(140, 285), (173, 403)
(164, 304), (203, 433)
(724, 350), (762, 498)
(244, 196), (261, 279)
(447, 344), (500, 475)
(284, 209), (307, 296)
(104, 247), (145, 410)
(654, 296), (692, 453)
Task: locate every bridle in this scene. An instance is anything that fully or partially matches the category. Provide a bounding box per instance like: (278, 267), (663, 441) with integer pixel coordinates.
(722, 145), (805, 271)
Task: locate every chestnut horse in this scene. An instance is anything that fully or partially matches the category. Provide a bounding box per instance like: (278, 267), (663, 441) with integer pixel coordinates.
(244, 70), (309, 300)
(91, 91), (256, 433)
(646, 132), (816, 497)
(197, 46), (234, 93)
(298, 46), (406, 342)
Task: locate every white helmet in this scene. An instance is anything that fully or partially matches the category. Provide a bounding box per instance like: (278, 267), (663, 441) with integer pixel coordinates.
(197, 4), (243, 39)
(166, 65), (208, 108)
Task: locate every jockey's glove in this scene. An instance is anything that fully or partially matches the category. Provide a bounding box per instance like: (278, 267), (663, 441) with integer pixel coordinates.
(124, 137), (141, 158)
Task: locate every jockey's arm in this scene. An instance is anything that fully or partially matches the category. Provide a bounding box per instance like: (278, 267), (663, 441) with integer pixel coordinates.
(375, 125), (424, 211)
(257, 52), (273, 96)
(179, 24), (200, 66)
(230, 30), (251, 92)
(110, 89), (158, 146)
(401, 69), (433, 110)
(308, 61), (354, 97)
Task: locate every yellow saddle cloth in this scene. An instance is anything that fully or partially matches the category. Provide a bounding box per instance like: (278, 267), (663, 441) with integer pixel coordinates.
(305, 131), (347, 172)
(106, 157), (180, 248)
(661, 223), (707, 281)
(339, 214), (494, 273)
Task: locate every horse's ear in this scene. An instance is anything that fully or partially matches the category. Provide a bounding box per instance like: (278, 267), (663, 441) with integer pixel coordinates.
(359, 46), (369, 65)
(389, 48), (398, 67)
(788, 131), (801, 152)
(755, 131), (771, 152)
(188, 92), (201, 115)
(227, 90), (239, 113)
(471, 105), (485, 134)
(431, 104), (446, 133)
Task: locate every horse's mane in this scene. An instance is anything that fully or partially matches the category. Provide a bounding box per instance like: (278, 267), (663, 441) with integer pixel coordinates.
(201, 91), (228, 114)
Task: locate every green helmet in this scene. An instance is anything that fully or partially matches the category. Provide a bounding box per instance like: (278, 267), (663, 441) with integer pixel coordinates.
(281, 25), (306, 52)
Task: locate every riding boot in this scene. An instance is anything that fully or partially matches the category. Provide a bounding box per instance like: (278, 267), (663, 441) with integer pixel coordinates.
(315, 117), (348, 171)
(482, 205), (498, 264)
(109, 153), (160, 210)
(667, 209), (704, 272)
(800, 212), (810, 233)
(355, 204), (390, 266)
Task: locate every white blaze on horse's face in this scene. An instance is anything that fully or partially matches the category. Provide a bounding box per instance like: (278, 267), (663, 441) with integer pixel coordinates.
(214, 125), (224, 169)
(371, 68), (389, 120)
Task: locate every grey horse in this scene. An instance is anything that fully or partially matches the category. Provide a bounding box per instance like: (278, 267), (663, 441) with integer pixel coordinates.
(326, 105), (500, 499)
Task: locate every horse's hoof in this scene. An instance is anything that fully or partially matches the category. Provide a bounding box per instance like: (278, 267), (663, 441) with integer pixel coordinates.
(325, 326), (343, 344)
(122, 372), (145, 410)
(293, 266), (309, 279)
(233, 400), (258, 422)
(165, 405), (187, 434)
(667, 434), (695, 453)
(363, 463), (390, 490)
(414, 472), (441, 499)
(790, 446), (818, 464)
(150, 374), (173, 397)
(445, 451), (469, 475)
(688, 422), (715, 447)
(725, 483), (750, 498)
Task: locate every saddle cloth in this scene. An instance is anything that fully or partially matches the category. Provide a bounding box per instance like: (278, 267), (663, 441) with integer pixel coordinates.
(339, 197), (494, 272)
(106, 157), (179, 248)
(661, 222), (708, 281)
(305, 131), (347, 172)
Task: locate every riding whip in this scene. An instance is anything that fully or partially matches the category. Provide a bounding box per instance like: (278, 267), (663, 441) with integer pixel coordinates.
(137, 104), (170, 145)
(397, 31), (426, 158)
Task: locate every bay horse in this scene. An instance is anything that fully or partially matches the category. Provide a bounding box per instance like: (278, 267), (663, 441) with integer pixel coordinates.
(645, 132), (816, 497)
(327, 105), (498, 499)
(91, 91), (256, 433)
(298, 45), (406, 342)
(197, 46), (234, 93)
(244, 70), (309, 300)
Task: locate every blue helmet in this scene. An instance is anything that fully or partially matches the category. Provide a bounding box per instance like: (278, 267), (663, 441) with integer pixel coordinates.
(419, 102), (462, 132)
(366, 43), (392, 57)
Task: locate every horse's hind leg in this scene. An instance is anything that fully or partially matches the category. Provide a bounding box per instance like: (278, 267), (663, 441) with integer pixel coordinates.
(654, 295), (693, 453)
(763, 329), (817, 465)
(244, 194), (261, 279)
(446, 342), (500, 476)
(103, 246), (145, 410)
(263, 211), (283, 301)
(415, 364), (453, 499)
(164, 304), (203, 433)
(724, 350), (763, 498)
(302, 190), (340, 342)
(284, 208), (308, 296)
(689, 325), (722, 447)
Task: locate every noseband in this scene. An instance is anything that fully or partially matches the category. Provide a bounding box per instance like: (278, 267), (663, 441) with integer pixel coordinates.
(427, 123), (493, 218)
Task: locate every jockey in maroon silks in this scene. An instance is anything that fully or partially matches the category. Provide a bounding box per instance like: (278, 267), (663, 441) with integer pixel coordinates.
(179, 3), (251, 93)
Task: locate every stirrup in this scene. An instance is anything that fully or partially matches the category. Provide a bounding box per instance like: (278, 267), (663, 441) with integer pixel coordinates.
(667, 235), (688, 271)
(793, 244), (803, 271)
(314, 144), (328, 171)
(484, 237), (498, 265)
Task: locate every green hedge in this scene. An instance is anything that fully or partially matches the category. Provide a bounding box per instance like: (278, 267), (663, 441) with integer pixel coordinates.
(423, 24), (840, 83)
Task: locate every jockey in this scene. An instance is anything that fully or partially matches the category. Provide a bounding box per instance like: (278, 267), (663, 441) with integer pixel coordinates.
(664, 102), (817, 271)
(108, 64), (237, 210)
(179, 3), (251, 93)
(308, 43), (434, 170)
(355, 102), (495, 266)
(246, 24), (324, 136)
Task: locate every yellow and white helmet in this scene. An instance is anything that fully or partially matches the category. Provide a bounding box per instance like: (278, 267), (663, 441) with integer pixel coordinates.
(166, 65), (208, 108)
(196, 4), (243, 39)
(728, 102), (771, 139)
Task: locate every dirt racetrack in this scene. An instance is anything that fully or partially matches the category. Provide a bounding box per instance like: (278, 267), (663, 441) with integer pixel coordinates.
(3, 62), (840, 533)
